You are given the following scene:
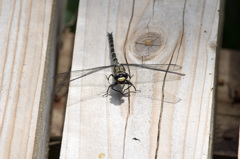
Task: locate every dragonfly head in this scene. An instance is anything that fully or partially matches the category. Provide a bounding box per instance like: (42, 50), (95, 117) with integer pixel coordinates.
(114, 72), (129, 84)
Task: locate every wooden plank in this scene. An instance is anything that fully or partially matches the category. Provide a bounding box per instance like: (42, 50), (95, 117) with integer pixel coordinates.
(60, 0), (220, 158)
(0, 0), (56, 158)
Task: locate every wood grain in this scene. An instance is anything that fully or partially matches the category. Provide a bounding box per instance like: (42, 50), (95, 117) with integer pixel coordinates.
(0, 0), (55, 158)
(60, 0), (220, 158)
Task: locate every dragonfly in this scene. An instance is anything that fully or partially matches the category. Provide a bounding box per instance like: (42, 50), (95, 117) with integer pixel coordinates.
(56, 32), (185, 104)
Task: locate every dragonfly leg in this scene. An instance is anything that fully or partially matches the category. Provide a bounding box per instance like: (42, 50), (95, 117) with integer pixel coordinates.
(111, 83), (126, 94)
(123, 84), (132, 93)
(103, 82), (115, 97)
(129, 74), (134, 79)
(103, 82), (123, 97)
(123, 80), (141, 94)
(106, 74), (114, 84)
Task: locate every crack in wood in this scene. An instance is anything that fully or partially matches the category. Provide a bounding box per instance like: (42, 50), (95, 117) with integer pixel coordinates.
(154, 0), (187, 158)
(122, 0), (135, 158)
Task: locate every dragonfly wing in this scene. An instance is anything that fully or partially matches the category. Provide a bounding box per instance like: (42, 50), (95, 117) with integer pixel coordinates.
(66, 86), (129, 107)
(125, 63), (182, 71)
(125, 80), (181, 103)
(130, 72), (181, 84)
(67, 86), (180, 106)
(128, 88), (181, 104)
(55, 65), (114, 89)
(66, 86), (106, 106)
(126, 65), (182, 84)
(162, 91), (181, 103)
(123, 64), (184, 76)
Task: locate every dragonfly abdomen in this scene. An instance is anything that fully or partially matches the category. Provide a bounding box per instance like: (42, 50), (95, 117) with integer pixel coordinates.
(107, 32), (119, 65)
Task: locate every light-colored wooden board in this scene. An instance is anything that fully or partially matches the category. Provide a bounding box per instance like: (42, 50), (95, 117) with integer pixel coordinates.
(0, 0), (56, 158)
(60, 0), (220, 158)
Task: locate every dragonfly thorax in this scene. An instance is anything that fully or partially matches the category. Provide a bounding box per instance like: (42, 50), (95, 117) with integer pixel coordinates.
(113, 64), (129, 84)
(113, 64), (125, 74)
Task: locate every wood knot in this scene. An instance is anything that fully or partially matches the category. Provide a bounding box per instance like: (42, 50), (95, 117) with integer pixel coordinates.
(209, 41), (217, 51)
(133, 32), (164, 57)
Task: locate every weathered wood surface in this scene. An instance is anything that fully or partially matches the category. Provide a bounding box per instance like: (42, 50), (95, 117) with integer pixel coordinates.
(0, 0), (56, 158)
(60, 0), (220, 158)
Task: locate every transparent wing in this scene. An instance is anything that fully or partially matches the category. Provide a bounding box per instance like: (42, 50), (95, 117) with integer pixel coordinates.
(130, 72), (181, 84)
(55, 65), (114, 89)
(131, 90), (181, 104)
(66, 85), (180, 107)
(55, 63), (184, 104)
(130, 81), (181, 103)
(55, 64), (184, 91)
(121, 63), (184, 84)
(55, 63), (184, 89)
(124, 63), (185, 76)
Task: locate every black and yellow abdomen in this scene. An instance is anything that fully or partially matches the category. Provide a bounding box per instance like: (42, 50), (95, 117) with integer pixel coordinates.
(107, 33), (119, 66)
